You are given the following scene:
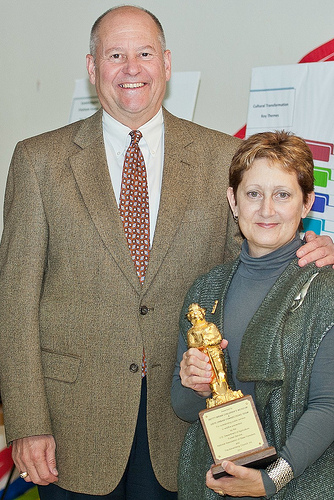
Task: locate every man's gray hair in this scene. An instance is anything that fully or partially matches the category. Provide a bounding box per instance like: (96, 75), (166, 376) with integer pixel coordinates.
(89, 5), (166, 59)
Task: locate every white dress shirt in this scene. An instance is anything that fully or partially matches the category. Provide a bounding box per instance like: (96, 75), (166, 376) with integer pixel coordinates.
(102, 109), (164, 247)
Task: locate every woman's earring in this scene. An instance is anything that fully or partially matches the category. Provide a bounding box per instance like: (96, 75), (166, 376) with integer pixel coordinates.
(233, 213), (239, 223)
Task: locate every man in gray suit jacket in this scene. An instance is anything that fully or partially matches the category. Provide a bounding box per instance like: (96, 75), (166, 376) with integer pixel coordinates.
(0, 5), (333, 500)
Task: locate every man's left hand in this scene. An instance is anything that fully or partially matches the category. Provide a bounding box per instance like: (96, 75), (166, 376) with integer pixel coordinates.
(297, 231), (334, 268)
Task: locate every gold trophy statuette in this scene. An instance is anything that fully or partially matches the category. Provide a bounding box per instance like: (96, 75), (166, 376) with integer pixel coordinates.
(186, 303), (276, 478)
(186, 303), (243, 408)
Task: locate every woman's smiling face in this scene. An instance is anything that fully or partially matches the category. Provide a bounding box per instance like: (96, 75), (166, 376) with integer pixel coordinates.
(227, 158), (315, 257)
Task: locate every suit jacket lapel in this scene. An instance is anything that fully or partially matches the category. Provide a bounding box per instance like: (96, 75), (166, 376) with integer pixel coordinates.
(69, 109), (200, 294)
(143, 110), (195, 290)
(70, 110), (141, 293)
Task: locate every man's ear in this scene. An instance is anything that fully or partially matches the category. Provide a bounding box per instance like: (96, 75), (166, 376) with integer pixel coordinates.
(164, 50), (172, 82)
(86, 54), (96, 85)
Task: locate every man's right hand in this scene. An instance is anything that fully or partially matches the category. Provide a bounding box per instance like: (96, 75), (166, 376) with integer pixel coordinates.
(12, 435), (58, 485)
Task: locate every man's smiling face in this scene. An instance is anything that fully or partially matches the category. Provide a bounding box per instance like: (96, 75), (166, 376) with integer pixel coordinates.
(86, 6), (171, 129)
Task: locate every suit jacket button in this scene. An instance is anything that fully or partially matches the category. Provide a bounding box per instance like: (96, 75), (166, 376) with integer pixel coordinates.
(140, 305), (149, 315)
(129, 363), (139, 373)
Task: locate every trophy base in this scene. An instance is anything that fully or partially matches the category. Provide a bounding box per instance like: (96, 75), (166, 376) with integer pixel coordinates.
(211, 446), (277, 479)
(199, 395), (277, 480)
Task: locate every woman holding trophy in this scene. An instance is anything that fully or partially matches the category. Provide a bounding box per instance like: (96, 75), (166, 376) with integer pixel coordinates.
(171, 131), (334, 499)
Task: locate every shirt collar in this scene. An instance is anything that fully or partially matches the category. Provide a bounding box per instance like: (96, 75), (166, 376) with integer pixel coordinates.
(102, 108), (163, 157)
